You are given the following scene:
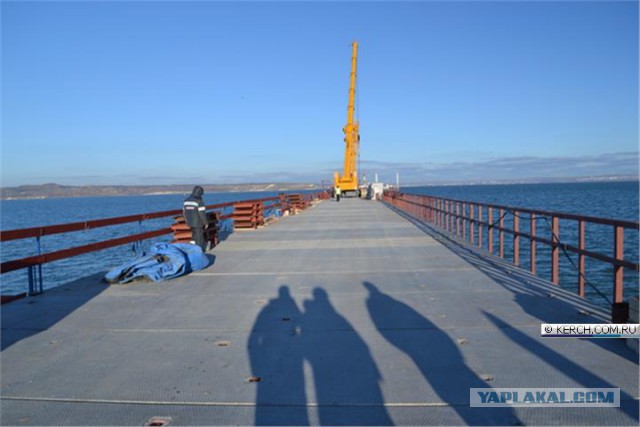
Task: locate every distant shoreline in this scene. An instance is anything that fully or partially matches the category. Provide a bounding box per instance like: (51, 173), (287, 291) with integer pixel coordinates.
(0, 183), (321, 201)
(1, 176), (637, 200)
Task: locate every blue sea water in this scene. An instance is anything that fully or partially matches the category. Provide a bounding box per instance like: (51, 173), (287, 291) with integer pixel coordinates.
(1, 183), (638, 308)
(0, 191), (294, 295)
(403, 181), (639, 222)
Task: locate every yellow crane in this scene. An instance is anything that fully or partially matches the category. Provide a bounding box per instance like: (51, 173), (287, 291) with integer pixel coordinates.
(333, 41), (360, 196)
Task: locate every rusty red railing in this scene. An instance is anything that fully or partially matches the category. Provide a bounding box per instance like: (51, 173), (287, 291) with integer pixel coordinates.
(1, 192), (327, 297)
(384, 190), (639, 321)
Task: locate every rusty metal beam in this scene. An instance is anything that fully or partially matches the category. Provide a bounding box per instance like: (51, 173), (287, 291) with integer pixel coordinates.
(1, 228), (171, 274)
(384, 191), (639, 305)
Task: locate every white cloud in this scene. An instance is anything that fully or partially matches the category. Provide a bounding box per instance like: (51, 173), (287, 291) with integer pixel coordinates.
(358, 152), (639, 184)
(3, 152), (637, 187)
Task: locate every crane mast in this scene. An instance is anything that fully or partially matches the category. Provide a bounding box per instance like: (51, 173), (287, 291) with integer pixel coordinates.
(333, 41), (360, 196)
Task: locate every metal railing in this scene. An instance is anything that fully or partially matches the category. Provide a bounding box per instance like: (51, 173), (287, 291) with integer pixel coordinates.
(1, 192), (327, 297)
(384, 191), (639, 321)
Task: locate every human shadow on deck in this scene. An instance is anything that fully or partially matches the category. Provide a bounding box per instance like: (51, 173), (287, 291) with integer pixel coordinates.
(364, 281), (521, 426)
(247, 286), (308, 425)
(1, 272), (108, 351)
(389, 205), (638, 364)
(485, 312), (639, 423)
(247, 286), (392, 426)
(303, 288), (392, 425)
(435, 236), (638, 363)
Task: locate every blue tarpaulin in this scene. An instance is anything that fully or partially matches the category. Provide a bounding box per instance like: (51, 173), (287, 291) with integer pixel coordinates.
(105, 243), (209, 284)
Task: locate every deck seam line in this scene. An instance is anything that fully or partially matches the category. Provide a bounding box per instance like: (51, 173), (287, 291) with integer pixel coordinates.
(0, 396), (456, 407)
(0, 323), (551, 333)
(3, 396), (638, 407)
(0, 396), (484, 408)
(191, 267), (474, 276)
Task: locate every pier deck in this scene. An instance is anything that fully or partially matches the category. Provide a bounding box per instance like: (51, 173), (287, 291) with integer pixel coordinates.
(1, 198), (638, 425)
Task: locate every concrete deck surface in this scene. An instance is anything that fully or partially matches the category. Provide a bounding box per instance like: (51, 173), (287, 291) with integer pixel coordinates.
(1, 198), (638, 426)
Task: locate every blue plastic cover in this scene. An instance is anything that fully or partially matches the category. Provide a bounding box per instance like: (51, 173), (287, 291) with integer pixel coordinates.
(105, 243), (209, 284)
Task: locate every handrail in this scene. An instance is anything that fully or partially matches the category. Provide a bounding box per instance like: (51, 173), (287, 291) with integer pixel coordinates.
(0, 193), (323, 278)
(384, 190), (639, 322)
(0, 197), (280, 242)
(1, 228), (172, 273)
(399, 194), (640, 229)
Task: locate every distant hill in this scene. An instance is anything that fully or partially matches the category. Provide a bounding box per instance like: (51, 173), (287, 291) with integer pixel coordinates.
(0, 183), (321, 200)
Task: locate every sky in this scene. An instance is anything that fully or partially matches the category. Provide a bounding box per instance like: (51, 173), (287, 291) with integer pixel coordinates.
(1, 0), (638, 186)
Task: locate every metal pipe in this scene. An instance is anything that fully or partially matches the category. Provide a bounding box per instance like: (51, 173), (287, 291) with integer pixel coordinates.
(488, 207), (493, 254)
(551, 216), (560, 285)
(384, 191), (639, 304)
(470, 204), (475, 245)
(614, 226), (624, 303)
(513, 211), (520, 267)
(578, 220), (585, 297)
(530, 213), (536, 275)
(478, 206), (483, 248)
(499, 209), (505, 258)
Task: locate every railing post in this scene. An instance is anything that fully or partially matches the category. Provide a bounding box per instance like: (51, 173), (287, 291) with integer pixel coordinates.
(28, 265), (42, 295)
(433, 199), (436, 226)
(442, 199), (446, 229)
(530, 213), (536, 275)
(611, 225), (628, 323)
(37, 237), (43, 294)
(431, 199), (436, 225)
(433, 199), (437, 226)
(499, 208), (505, 258)
(431, 198), (435, 223)
(135, 220), (144, 254)
(424, 197), (428, 222)
(551, 216), (559, 285)
(462, 203), (467, 241)
(488, 207), (493, 254)
(456, 202), (461, 238)
(578, 220), (585, 297)
(470, 204), (475, 245)
(434, 199), (437, 225)
(444, 200), (449, 231)
(477, 206), (483, 248)
(450, 201), (454, 233)
(613, 226), (624, 303)
(423, 197), (428, 222)
(28, 265), (35, 295)
(513, 211), (520, 267)
(28, 236), (44, 295)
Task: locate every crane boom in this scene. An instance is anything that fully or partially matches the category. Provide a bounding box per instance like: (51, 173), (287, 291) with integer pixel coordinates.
(333, 41), (360, 195)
